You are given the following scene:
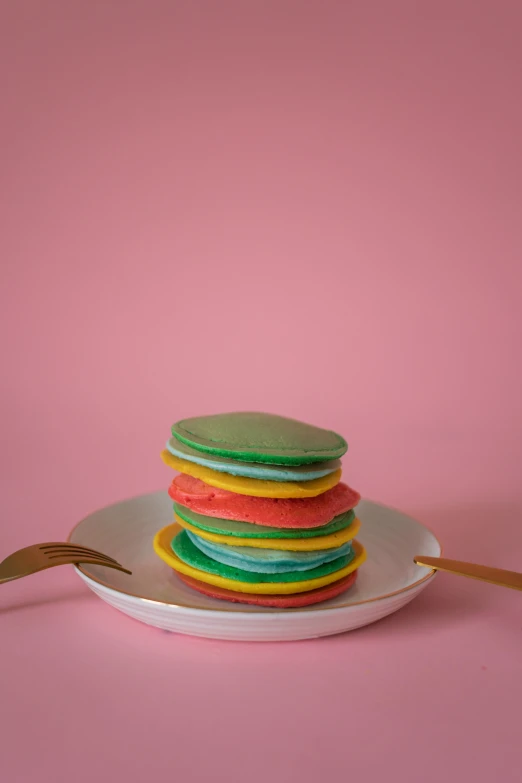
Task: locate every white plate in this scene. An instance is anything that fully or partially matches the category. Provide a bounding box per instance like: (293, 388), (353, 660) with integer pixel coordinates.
(69, 491), (441, 642)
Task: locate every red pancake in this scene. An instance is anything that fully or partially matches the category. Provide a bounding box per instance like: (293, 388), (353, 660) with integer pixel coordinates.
(168, 474), (360, 529)
(178, 570), (358, 608)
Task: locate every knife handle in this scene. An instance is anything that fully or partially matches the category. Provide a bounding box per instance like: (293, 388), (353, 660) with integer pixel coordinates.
(414, 556), (522, 591)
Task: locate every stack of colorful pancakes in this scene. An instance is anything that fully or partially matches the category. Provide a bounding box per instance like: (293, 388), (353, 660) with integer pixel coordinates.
(153, 412), (366, 608)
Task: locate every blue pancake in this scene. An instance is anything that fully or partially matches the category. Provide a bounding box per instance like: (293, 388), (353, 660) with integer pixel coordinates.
(186, 530), (354, 573)
(171, 530), (355, 584)
(166, 438), (341, 481)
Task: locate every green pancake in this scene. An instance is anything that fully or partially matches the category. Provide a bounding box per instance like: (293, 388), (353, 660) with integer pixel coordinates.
(171, 412), (347, 465)
(174, 503), (355, 539)
(171, 529), (355, 584)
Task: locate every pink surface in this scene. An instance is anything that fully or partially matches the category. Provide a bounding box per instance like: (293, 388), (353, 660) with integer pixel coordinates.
(1, 2), (521, 782)
(169, 474), (360, 526)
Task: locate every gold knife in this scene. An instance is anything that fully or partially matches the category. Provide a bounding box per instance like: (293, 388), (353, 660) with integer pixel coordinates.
(414, 556), (522, 591)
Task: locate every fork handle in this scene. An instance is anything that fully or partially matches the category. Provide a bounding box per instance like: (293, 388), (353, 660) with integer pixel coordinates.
(414, 555), (522, 591)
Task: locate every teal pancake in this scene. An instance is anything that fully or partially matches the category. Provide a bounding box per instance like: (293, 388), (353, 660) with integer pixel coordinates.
(165, 437), (341, 481)
(171, 530), (354, 584)
(174, 503), (355, 539)
(171, 412), (348, 465)
(186, 530), (355, 573)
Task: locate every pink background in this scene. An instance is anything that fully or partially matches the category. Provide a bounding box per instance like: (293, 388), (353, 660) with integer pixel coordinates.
(1, 2), (521, 781)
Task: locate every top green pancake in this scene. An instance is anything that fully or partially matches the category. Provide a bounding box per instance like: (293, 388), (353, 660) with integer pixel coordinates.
(171, 412), (348, 465)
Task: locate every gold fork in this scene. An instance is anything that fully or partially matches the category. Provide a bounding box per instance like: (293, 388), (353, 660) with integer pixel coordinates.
(0, 542), (131, 584)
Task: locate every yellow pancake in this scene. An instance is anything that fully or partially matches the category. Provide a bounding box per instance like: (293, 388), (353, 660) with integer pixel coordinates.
(174, 512), (361, 551)
(160, 450), (341, 498)
(153, 523), (367, 595)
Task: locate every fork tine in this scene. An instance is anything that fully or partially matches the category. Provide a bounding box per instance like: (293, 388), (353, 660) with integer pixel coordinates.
(78, 559), (132, 575)
(48, 555), (132, 575)
(46, 551), (121, 564)
(77, 559), (132, 575)
(42, 546), (119, 564)
(40, 543), (119, 564)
